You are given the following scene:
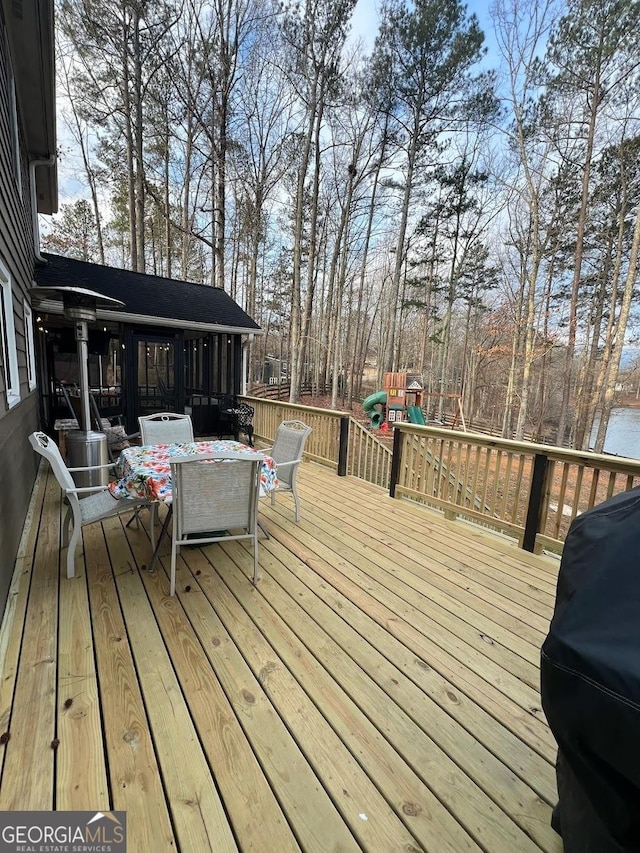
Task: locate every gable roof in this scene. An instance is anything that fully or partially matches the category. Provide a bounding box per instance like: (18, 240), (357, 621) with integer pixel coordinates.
(34, 253), (262, 334)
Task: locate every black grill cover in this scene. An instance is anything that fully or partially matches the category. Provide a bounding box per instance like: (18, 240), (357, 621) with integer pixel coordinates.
(541, 487), (640, 852)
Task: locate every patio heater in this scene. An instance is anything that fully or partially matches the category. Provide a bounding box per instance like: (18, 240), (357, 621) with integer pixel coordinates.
(31, 285), (124, 486)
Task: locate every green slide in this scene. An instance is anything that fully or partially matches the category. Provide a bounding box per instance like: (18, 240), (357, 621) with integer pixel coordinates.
(407, 405), (425, 425)
(362, 391), (387, 429)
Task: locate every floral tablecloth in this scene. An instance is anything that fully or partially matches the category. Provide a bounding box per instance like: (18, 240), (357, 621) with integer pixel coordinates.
(109, 440), (277, 503)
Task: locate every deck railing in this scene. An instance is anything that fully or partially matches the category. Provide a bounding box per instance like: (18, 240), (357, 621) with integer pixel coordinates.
(242, 395), (392, 484)
(346, 418), (393, 487)
(389, 422), (640, 553)
(243, 397), (640, 553)
(241, 396), (349, 474)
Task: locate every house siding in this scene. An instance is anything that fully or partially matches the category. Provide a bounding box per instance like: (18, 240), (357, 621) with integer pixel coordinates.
(0, 4), (40, 615)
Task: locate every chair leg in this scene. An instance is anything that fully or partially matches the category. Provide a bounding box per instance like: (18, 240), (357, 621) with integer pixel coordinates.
(292, 489), (301, 522)
(258, 519), (270, 539)
(66, 523), (81, 579)
(62, 505), (72, 547)
(149, 506), (172, 574)
(169, 511), (178, 596)
(253, 536), (259, 584)
(148, 503), (158, 550)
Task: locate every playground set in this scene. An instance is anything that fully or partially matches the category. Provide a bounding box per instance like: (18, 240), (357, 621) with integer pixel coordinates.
(362, 372), (466, 431)
(362, 373), (425, 430)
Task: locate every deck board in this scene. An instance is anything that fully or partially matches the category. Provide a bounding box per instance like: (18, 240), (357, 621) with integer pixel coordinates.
(57, 516), (109, 810)
(291, 486), (547, 662)
(0, 469), (59, 811)
(85, 511), (176, 851)
(136, 568), (305, 853)
(0, 458), (46, 773)
(266, 498), (543, 714)
(0, 459), (563, 852)
(258, 539), (557, 836)
(262, 533), (556, 801)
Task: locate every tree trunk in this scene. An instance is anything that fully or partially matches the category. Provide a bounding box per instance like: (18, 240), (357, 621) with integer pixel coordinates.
(289, 89), (317, 402)
(595, 203), (640, 451)
(296, 92), (327, 400)
(133, 9), (146, 272)
(556, 33), (604, 445)
(384, 132), (416, 373)
(121, 17), (137, 271)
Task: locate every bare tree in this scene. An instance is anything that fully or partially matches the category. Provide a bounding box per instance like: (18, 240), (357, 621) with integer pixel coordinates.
(56, 45), (106, 263)
(371, 0), (490, 377)
(544, 0), (640, 444)
(279, 0), (357, 401)
(58, 0), (177, 271)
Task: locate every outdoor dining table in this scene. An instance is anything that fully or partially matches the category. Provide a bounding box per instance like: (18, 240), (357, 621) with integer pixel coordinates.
(109, 439), (277, 502)
(109, 439), (278, 570)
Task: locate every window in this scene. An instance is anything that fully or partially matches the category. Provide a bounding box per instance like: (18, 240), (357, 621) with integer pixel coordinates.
(23, 300), (36, 390)
(0, 261), (20, 408)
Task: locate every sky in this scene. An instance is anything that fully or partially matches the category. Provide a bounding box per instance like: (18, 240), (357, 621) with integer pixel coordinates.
(350, 0), (380, 49)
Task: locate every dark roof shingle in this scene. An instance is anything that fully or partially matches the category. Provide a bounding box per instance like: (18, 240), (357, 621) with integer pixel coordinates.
(36, 253), (260, 331)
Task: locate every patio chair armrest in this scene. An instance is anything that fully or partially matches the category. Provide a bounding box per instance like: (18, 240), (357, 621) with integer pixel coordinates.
(66, 484), (112, 495)
(272, 458), (302, 472)
(68, 486), (152, 501)
(67, 462), (115, 473)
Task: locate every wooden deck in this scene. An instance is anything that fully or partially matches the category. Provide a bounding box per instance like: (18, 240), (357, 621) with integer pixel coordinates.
(0, 459), (562, 852)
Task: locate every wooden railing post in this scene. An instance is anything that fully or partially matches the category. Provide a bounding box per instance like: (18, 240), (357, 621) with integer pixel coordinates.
(389, 426), (403, 498)
(338, 416), (349, 476)
(522, 452), (549, 552)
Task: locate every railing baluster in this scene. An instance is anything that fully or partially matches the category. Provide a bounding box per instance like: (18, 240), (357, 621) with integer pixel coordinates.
(512, 454), (526, 525)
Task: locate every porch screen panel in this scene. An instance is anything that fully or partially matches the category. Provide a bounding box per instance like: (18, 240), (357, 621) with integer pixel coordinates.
(137, 339), (176, 412)
(185, 338), (205, 393)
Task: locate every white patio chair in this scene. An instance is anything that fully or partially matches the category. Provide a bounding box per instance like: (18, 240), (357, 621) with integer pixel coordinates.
(138, 412), (194, 445)
(265, 420), (312, 521)
(169, 451), (264, 595)
(29, 431), (154, 579)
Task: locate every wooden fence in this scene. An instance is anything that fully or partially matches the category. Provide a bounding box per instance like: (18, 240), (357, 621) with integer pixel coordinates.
(247, 383), (316, 401)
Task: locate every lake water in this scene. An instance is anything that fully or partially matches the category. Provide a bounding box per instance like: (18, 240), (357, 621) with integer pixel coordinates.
(590, 407), (640, 459)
